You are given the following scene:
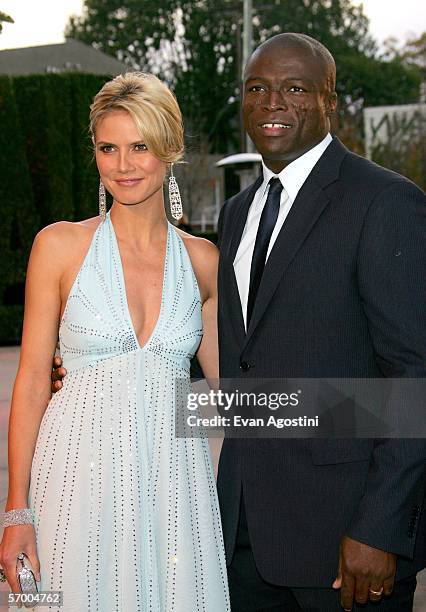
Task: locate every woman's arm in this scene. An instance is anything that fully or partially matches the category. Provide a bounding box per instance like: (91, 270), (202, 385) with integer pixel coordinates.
(197, 294), (219, 384)
(6, 226), (63, 510)
(0, 225), (64, 592)
(189, 238), (219, 385)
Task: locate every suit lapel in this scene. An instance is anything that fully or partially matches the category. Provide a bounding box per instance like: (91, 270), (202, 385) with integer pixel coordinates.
(221, 176), (263, 343)
(226, 176), (263, 265)
(243, 137), (348, 346)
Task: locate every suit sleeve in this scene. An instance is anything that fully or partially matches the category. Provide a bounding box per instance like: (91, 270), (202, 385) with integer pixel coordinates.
(345, 179), (426, 557)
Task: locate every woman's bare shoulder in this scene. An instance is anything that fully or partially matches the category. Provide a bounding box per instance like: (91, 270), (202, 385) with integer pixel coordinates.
(175, 228), (218, 300)
(176, 228), (218, 267)
(34, 217), (102, 250)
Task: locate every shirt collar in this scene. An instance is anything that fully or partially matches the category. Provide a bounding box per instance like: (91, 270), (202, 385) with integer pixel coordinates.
(261, 133), (333, 203)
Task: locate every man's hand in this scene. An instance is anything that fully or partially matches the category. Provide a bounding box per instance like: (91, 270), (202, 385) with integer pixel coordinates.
(332, 535), (396, 611)
(51, 355), (67, 393)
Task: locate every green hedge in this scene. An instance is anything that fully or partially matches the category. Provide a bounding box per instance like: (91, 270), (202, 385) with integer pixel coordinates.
(0, 306), (24, 345)
(0, 77), (38, 344)
(0, 73), (110, 344)
(69, 74), (109, 219)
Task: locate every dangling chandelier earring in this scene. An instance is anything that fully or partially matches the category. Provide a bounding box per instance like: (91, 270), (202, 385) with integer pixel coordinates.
(168, 163), (183, 220)
(99, 179), (107, 220)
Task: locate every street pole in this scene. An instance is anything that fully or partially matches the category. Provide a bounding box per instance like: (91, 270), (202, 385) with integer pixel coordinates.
(236, 19), (245, 152)
(242, 0), (253, 75)
(242, 0), (254, 152)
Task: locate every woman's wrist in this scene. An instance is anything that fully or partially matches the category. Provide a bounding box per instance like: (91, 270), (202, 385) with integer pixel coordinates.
(2, 508), (33, 528)
(5, 494), (29, 512)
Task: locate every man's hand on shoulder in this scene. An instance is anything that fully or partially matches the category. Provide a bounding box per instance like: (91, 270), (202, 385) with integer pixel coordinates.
(332, 535), (396, 611)
(51, 355), (67, 393)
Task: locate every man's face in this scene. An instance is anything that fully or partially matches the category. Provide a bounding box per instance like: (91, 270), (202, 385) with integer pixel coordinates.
(243, 43), (337, 173)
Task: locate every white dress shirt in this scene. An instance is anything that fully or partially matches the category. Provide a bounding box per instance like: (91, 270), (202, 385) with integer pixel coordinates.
(234, 133), (333, 330)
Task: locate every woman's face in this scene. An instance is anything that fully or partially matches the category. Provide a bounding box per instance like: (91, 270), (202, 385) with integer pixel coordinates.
(95, 109), (167, 208)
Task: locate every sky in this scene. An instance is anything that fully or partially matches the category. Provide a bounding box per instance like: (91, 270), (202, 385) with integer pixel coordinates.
(0, 0), (424, 51)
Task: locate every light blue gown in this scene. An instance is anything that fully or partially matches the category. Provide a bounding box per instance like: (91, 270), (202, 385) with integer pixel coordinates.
(27, 212), (230, 611)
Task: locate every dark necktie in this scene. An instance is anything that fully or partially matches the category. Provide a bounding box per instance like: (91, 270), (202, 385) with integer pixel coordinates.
(246, 177), (282, 327)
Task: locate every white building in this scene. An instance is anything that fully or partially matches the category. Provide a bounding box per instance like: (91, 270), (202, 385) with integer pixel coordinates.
(363, 103), (426, 159)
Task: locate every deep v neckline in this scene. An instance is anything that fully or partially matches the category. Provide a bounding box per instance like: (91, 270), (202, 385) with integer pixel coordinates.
(107, 212), (170, 351)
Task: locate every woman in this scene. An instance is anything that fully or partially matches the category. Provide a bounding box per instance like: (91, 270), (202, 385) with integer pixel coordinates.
(0, 72), (230, 611)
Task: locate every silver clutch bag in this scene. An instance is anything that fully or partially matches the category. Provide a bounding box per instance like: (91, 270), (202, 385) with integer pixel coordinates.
(16, 553), (38, 607)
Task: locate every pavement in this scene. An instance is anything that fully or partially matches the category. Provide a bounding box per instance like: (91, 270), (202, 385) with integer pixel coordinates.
(0, 346), (425, 610)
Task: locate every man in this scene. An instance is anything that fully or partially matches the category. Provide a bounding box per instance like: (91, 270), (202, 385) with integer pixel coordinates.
(215, 33), (426, 611)
(52, 33), (426, 611)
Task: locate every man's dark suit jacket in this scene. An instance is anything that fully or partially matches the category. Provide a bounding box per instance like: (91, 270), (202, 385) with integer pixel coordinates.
(216, 136), (426, 587)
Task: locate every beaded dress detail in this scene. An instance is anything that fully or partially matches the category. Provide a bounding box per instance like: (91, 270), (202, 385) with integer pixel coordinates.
(27, 212), (230, 612)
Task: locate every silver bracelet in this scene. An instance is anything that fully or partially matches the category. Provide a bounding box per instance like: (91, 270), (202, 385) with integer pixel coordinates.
(3, 508), (33, 528)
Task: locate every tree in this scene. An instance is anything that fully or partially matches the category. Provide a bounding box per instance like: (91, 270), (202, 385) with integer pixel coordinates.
(401, 32), (426, 77)
(363, 31), (426, 188)
(0, 76), (37, 342)
(66, 1), (421, 153)
(382, 31), (426, 74)
(66, 0), (242, 152)
(0, 9), (13, 33)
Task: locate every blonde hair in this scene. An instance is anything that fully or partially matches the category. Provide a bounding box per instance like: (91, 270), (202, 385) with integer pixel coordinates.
(90, 72), (184, 163)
